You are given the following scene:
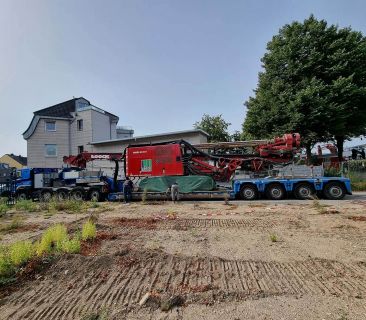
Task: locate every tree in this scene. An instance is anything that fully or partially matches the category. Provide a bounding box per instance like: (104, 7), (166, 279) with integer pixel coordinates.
(194, 114), (231, 142)
(243, 15), (366, 160)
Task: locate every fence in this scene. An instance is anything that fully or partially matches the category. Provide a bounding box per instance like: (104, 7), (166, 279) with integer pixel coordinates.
(0, 181), (16, 205)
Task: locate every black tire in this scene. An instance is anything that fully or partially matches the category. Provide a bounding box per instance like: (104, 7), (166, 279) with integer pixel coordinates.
(56, 189), (69, 201)
(40, 190), (53, 202)
(323, 182), (346, 200)
(294, 183), (315, 200)
(17, 191), (28, 201)
(265, 183), (286, 200)
(70, 188), (84, 201)
(89, 189), (101, 202)
(239, 184), (258, 200)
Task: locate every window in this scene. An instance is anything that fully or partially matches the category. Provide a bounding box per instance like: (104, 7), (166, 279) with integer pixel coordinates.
(77, 119), (83, 131)
(45, 121), (56, 132)
(78, 145), (84, 154)
(45, 144), (57, 157)
(141, 159), (152, 172)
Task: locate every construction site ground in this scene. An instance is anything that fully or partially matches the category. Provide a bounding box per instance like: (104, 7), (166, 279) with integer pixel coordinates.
(1, 193), (366, 320)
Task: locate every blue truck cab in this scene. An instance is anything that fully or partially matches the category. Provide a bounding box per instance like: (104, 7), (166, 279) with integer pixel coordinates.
(233, 176), (352, 200)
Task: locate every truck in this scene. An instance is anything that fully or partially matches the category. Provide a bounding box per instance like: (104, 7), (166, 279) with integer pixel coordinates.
(13, 133), (352, 202)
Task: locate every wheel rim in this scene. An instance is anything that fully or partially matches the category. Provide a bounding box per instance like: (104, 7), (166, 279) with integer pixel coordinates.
(58, 191), (67, 201)
(73, 191), (83, 201)
(270, 187), (283, 199)
(329, 186), (342, 198)
(18, 193), (27, 200)
(42, 192), (52, 202)
(243, 188), (255, 199)
(90, 191), (99, 201)
(299, 186), (311, 198)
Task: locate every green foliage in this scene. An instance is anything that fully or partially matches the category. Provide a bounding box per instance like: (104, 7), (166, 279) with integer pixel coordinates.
(0, 246), (14, 277)
(15, 200), (38, 212)
(194, 114), (231, 142)
(0, 203), (9, 216)
(9, 241), (34, 266)
(324, 167), (342, 177)
(243, 15), (366, 157)
(36, 224), (68, 255)
(0, 216), (23, 233)
(81, 220), (96, 241)
(61, 237), (81, 254)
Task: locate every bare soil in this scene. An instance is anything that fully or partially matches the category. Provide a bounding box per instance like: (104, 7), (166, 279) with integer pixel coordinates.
(1, 199), (366, 319)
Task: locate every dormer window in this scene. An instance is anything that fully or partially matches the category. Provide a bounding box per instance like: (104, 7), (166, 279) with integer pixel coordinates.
(45, 121), (56, 132)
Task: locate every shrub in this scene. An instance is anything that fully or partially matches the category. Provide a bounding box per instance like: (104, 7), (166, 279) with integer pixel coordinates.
(82, 220), (96, 241)
(351, 181), (366, 191)
(15, 200), (38, 212)
(9, 241), (34, 266)
(0, 246), (14, 277)
(36, 224), (68, 255)
(0, 203), (9, 216)
(61, 237), (81, 254)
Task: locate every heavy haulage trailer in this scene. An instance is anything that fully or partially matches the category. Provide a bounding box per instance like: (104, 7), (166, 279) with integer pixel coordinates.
(12, 133), (352, 202)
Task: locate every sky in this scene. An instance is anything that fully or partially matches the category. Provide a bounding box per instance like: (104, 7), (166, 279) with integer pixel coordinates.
(1, 0), (366, 156)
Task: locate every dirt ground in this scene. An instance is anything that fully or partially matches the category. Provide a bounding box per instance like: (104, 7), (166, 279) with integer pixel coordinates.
(1, 197), (366, 320)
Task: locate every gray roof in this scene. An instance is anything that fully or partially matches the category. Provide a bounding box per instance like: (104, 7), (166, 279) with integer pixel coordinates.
(91, 129), (210, 145)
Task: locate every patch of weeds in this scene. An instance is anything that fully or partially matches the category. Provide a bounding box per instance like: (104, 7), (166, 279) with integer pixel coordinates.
(0, 216), (23, 232)
(15, 200), (38, 213)
(312, 200), (327, 214)
(81, 308), (109, 320)
(0, 203), (9, 216)
(36, 224), (68, 255)
(9, 240), (34, 266)
(61, 237), (81, 254)
(270, 234), (278, 242)
(0, 246), (14, 278)
(90, 200), (100, 209)
(82, 220), (96, 241)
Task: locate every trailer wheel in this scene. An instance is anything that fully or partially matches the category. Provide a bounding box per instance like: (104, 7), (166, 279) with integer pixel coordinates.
(294, 183), (315, 200)
(40, 190), (53, 202)
(265, 183), (286, 200)
(56, 190), (69, 201)
(89, 189), (101, 202)
(71, 188), (84, 201)
(323, 182), (346, 200)
(240, 184), (258, 200)
(17, 191), (28, 201)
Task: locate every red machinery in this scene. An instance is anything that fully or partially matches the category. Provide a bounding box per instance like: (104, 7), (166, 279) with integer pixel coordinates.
(63, 133), (301, 183)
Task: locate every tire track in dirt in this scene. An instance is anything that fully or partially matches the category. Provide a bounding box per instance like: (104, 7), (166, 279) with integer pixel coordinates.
(1, 253), (366, 320)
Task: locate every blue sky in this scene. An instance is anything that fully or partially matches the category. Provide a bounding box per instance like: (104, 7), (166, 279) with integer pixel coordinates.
(1, 0), (365, 155)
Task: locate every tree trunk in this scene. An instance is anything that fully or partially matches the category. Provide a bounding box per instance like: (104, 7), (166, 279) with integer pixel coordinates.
(306, 143), (312, 165)
(335, 136), (344, 161)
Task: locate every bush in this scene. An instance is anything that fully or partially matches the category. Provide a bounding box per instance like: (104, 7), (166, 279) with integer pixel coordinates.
(0, 246), (14, 277)
(0, 203), (8, 216)
(61, 237), (81, 254)
(9, 241), (34, 266)
(15, 200), (38, 212)
(82, 220), (96, 241)
(36, 224), (68, 255)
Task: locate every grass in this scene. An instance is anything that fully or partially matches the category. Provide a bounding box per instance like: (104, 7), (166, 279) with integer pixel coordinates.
(270, 234), (278, 242)
(0, 221), (89, 283)
(0, 202), (9, 216)
(0, 216), (23, 233)
(82, 220), (97, 241)
(9, 241), (34, 266)
(15, 200), (38, 212)
(141, 188), (148, 204)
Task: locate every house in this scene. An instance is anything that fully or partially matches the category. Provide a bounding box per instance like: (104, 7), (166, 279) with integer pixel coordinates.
(23, 97), (133, 168)
(0, 154), (27, 169)
(23, 97), (209, 170)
